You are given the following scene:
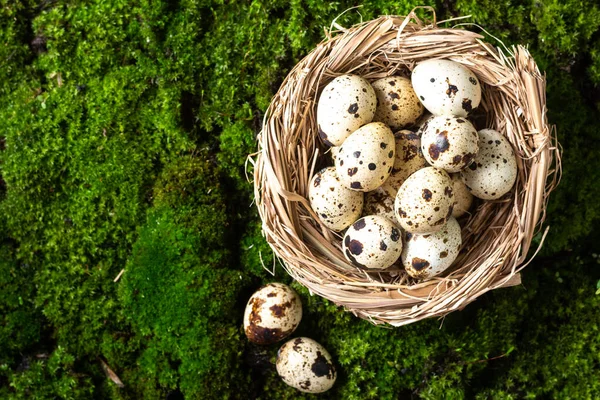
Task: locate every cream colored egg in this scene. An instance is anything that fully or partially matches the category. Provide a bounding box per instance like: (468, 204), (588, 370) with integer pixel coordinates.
(371, 76), (424, 130)
(363, 185), (396, 222)
(415, 112), (433, 130)
(451, 173), (473, 217)
(317, 74), (377, 146)
(402, 217), (462, 279)
(363, 130), (428, 222)
(395, 167), (454, 234)
(411, 59), (481, 117)
(243, 283), (302, 345)
(386, 129), (429, 190)
(329, 146), (340, 164)
(336, 122), (395, 192)
(420, 116), (479, 173)
(277, 337), (336, 393)
(460, 129), (517, 200)
(342, 216), (403, 269)
(309, 167), (364, 231)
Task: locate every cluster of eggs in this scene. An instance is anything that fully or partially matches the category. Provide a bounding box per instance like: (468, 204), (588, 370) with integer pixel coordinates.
(311, 59), (518, 279)
(243, 283), (336, 393)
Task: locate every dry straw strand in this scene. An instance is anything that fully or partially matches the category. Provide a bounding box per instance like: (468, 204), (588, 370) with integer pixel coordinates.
(253, 9), (560, 326)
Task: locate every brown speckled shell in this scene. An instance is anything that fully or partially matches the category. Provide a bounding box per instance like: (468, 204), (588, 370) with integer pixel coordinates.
(309, 167), (364, 231)
(371, 76), (424, 130)
(276, 337), (337, 394)
(411, 59), (481, 117)
(451, 173), (473, 217)
(342, 215), (403, 269)
(394, 167), (454, 234)
(402, 217), (462, 279)
(420, 116), (479, 173)
(363, 185), (397, 222)
(460, 129), (517, 200)
(387, 129), (429, 188)
(243, 283), (302, 345)
(317, 74), (377, 146)
(336, 122), (396, 192)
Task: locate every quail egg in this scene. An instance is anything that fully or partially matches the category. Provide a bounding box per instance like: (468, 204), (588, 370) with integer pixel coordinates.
(420, 116), (479, 172)
(363, 185), (396, 223)
(342, 216), (403, 269)
(451, 173), (473, 218)
(395, 167), (454, 234)
(309, 167), (364, 231)
(460, 129), (518, 200)
(336, 122), (395, 192)
(277, 337), (337, 393)
(402, 217), (462, 279)
(385, 129), (429, 190)
(329, 146), (340, 164)
(412, 59), (481, 117)
(317, 74), (377, 146)
(371, 76), (424, 130)
(244, 283), (302, 345)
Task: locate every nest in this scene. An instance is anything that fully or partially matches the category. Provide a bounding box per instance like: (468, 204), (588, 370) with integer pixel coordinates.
(252, 8), (560, 326)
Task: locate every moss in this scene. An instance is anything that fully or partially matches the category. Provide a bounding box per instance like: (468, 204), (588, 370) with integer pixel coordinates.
(118, 156), (252, 398)
(0, 0), (599, 398)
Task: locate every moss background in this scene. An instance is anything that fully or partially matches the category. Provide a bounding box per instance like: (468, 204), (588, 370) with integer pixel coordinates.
(1, 1), (599, 399)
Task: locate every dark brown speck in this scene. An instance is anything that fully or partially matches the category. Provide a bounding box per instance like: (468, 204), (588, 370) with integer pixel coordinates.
(411, 257), (430, 271)
(428, 130), (450, 160)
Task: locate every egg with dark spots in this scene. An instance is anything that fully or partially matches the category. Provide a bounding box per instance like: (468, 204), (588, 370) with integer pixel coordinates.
(336, 122), (395, 192)
(342, 215), (403, 269)
(460, 129), (517, 200)
(411, 59), (481, 117)
(402, 217), (462, 279)
(363, 185), (397, 223)
(395, 167), (454, 234)
(243, 283), (302, 345)
(420, 116), (479, 172)
(451, 173), (473, 217)
(317, 74), (377, 146)
(309, 167), (364, 231)
(371, 76), (424, 130)
(329, 146), (340, 164)
(276, 337), (336, 393)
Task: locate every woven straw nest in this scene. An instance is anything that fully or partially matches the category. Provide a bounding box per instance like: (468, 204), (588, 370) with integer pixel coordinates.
(252, 8), (561, 326)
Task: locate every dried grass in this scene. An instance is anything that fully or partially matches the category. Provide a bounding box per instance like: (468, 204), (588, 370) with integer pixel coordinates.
(251, 9), (561, 326)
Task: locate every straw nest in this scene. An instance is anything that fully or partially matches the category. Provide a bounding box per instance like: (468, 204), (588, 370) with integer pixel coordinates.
(252, 8), (561, 326)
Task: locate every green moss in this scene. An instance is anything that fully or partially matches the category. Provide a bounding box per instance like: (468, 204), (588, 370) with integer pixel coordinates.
(0, 0), (599, 398)
(1, 347), (94, 400)
(118, 156), (251, 398)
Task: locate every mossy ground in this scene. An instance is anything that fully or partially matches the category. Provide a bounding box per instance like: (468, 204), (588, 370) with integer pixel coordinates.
(0, 1), (599, 399)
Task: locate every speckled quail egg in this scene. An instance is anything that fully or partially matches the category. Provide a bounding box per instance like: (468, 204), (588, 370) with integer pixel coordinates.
(412, 59), (481, 117)
(402, 217), (462, 279)
(415, 112), (433, 129)
(309, 167), (364, 231)
(385, 129), (429, 191)
(363, 185), (397, 223)
(460, 129), (518, 200)
(420, 116), (479, 172)
(277, 337), (337, 393)
(395, 167), (454, 234)
(451, 173), (473, 218)
(342, 216), (403, 269)
(329, 146), (340, 164)
(244, 283), (302, 345)
(336, 122), (395, 192)
(371, 76), (424, 130)
(317, 74), (377, 146)
(363, 130), (428, 222)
